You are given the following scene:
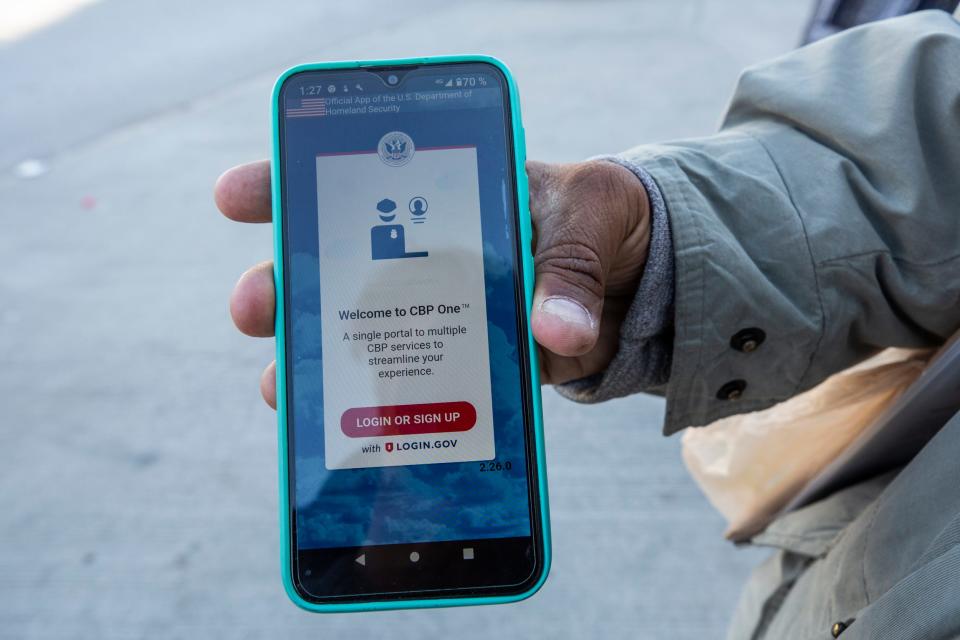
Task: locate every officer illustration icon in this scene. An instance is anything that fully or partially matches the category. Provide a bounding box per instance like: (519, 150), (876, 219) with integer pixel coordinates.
(371, 198), (428, 260)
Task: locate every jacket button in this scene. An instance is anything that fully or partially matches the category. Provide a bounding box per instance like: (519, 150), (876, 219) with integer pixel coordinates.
(717, 379), (747, 400)
(831, 622), (848, 637)
(731, 328), (766, 353)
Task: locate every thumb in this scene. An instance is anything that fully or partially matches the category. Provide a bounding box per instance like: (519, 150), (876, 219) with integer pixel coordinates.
(527, 161), (634, 358)
(533, 273), (600, 358)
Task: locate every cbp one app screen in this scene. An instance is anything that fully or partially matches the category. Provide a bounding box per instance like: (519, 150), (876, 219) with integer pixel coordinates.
(316, 131), (495, 470)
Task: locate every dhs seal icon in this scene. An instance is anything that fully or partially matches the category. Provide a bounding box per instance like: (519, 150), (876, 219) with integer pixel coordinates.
(377, 131), (414, 167)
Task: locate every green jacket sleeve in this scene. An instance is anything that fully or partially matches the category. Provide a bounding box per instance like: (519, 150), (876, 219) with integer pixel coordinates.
(620, 10), (960, 435)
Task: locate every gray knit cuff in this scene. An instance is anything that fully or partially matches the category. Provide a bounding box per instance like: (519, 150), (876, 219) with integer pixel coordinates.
(554, 155), (675, 402)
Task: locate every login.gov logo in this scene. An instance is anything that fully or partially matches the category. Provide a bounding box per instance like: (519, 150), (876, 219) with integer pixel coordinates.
(377, 131), (414, 167)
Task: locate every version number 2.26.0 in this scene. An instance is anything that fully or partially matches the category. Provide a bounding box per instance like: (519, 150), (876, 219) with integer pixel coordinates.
(479, 461), (513, 472)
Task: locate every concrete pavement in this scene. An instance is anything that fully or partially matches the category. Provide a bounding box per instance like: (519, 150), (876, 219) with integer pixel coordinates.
(0, 1), (807, 638)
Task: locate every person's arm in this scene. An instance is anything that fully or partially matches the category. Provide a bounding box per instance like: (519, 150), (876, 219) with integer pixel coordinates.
(561, 10), (960, 435)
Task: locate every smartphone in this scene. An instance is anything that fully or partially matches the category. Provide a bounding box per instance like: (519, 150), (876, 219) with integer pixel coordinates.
(270, 56), (550, 612)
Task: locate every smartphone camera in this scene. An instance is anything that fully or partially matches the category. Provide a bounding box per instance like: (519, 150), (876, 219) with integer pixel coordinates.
(386, 74), (400, 86)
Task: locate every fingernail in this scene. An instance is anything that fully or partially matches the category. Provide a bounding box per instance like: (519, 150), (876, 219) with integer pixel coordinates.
(538, 296), (595, 329)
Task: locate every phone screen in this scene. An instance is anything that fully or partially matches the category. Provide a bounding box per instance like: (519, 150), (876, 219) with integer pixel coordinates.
(277, 62), (543, 602)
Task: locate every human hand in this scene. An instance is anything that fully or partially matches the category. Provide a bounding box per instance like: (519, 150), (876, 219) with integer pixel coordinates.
(214, 159), (650, 408)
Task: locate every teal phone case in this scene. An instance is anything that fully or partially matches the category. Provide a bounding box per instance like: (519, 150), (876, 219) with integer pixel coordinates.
(270, 55), (550, 612)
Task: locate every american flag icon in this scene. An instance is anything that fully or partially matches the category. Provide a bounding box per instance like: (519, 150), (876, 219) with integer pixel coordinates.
(286, 98), (327, 118)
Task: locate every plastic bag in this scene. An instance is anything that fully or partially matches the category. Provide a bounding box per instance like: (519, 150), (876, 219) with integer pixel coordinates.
(681, 348), (932, 541)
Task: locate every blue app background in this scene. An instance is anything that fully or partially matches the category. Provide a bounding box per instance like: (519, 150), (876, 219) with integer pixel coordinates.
(280, 68), (532, 549)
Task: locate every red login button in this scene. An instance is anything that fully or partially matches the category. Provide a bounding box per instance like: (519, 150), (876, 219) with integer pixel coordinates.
(341, 402), (477, 438)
